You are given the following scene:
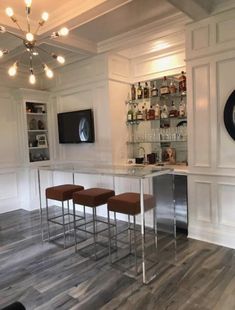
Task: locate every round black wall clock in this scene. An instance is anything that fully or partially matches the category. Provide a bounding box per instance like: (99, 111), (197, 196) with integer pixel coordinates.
(224, 90), (235, 140)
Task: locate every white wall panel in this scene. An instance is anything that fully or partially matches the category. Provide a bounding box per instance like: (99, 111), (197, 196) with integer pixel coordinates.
(57, 55), (107, 89)
(192, 26), (209, 50)
(0, 96), (19, 165)
(0, 173), (17, 200)
(109, 81), (129, 164)
(108, 54), (130, 83)
(192, 64), (211, 167)
(218, 183), (235, 227)
(216, 18), (235, 44)
(195, 181), (212, 223)
(131, 50), (185, 82)
(57, 83), (112, 164)
(217, 57), (235, 168)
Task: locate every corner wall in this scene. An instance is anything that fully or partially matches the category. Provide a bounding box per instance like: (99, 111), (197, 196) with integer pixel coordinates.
(186, 8), (235, 248)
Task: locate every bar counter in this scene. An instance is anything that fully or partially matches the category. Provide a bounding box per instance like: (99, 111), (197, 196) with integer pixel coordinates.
(38, 163), (174, 284)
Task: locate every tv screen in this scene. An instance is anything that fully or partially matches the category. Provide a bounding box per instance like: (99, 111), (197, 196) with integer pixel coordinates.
(57, 109), (95, 143)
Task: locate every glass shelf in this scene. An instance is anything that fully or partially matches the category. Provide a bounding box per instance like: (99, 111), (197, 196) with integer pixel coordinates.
(29, 146), (49, 150)
(127, 140), (187, 144)
(26, 112), (47, 116)
(126, 116), (187, 125)
(28, 129), (48, 132)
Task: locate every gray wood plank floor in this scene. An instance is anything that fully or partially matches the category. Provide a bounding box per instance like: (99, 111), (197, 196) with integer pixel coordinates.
(0, 209), (235, 310)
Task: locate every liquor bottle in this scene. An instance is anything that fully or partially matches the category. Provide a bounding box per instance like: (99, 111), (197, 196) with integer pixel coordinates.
(137, 82), (143, 99)
(179, 71), (186, 93)
(133, 104), (137, 120)
(155, 102), (161, 119)
(142, 105), (147, 120)
(131, 84), (136, 101)
(169, 101), (178, 117)
(151, 81), (158, 97)
(169, 79), (177, 94)
(127, 106), (133, 121)
(143, 82), (149, 98)
(148, 105), (155, 120)
(179, 96), (186, 117)
(136, 108), (143, 120)
(160, 76), (170, 95)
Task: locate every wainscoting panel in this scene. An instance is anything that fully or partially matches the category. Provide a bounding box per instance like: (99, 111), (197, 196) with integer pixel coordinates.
(217, 182), (235, 227)
(217, 56), (235, 168)
(192, 64), (211, 167)
(192, 25), (210, 51)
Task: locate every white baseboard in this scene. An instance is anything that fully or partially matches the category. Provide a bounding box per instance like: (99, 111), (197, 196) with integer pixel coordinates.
(188, 223), (235, 249)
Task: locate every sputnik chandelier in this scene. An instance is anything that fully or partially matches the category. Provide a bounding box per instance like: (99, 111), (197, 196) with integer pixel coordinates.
(0, 0), (69, 84)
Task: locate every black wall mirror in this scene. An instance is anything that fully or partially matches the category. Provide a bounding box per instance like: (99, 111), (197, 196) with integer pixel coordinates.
(224, 90), (235, 140)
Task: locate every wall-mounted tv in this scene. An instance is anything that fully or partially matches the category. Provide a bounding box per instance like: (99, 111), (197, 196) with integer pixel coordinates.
(57, 109), (95, 143)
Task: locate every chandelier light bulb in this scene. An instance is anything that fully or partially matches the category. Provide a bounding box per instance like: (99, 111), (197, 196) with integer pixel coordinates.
(58, 27), (69, 36)
(25, 0), (32, 7)
(0, 26), (6, 33)
(44, 65), (54, 78)
(6, 7), (14, 17)
(0, 50), (3, 58)
(8, 62), (18, 77)
(57, 55), (65, 64)
(29, 73), (36, 84)
(41, 12), (49, 22)
(26, 32), (34, 42)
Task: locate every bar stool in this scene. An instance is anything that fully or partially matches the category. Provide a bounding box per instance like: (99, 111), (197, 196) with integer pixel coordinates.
(46, 184), (84, 248)
(73, 187), (115, 259)
(107, 192), (155, 274)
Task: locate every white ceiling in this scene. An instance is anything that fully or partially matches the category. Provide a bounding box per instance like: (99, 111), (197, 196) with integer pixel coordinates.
(0, 0), (233, 73)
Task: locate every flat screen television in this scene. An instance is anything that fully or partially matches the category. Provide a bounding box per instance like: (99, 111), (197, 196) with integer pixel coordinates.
(57, 109), (95, 143)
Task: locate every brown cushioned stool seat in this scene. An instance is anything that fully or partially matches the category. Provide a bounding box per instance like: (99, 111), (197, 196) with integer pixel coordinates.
(73, 187), (115, 259)
(108, 192), (155, 215)
(45, 184), (85, 248)
(73, 188), (115, 207)
(107, 192), (155, 275)
(46, 184), (84, 201)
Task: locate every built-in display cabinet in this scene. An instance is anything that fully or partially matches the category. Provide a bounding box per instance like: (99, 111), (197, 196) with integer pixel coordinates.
(126, 73), (187, 165)
(26, 102), (50, 163)
(14, 88), (51, 165)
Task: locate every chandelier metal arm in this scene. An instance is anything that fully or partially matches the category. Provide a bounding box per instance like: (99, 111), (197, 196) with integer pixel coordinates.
(10, 18), (24, 33)
(26, 14), (31, 33)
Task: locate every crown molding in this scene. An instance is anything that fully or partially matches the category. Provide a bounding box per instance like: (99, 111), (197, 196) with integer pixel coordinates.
(97, 12), (190, 54)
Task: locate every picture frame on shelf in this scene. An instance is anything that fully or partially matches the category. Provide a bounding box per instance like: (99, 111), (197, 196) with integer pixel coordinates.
(36, 134), (47, 147)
